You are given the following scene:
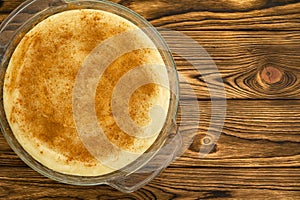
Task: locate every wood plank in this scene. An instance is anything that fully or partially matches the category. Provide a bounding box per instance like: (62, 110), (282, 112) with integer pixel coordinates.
(174, 100), (300, 168)
(0, 0), (299, 30)
(1, 0), (298, 15)
(1, 100), (300, 168)
(115, 0), (300, 31)
(0, 167), (299, 199)
(3, 30), (297, 100)
(114, 0), (300, 20)
(165, 31), (300, 99)
(0, 30), (299, 100)
(149, 3), (300, 31)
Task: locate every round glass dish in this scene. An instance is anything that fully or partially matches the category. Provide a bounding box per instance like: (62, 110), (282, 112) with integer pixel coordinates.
(0, 0), (180, 193)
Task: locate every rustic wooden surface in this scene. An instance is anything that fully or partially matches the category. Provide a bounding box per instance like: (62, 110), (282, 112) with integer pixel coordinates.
(0, 0), (300, 199)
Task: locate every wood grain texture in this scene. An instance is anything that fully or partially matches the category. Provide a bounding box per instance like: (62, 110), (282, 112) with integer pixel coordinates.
(176, 100), (300, 168)
(0, 167), (299, 199)
(0, 0), (299, 199)
(113, 0), (300, 31)
(0, 0), (299, 30)
(166, 31), (300, 99)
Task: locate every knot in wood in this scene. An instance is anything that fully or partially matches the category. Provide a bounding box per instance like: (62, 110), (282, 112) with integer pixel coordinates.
(260, 66), (283, 85)
(188, 134), (218, 154)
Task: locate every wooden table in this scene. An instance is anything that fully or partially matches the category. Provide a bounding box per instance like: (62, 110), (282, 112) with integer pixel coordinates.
(0, 0), (300, 199)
